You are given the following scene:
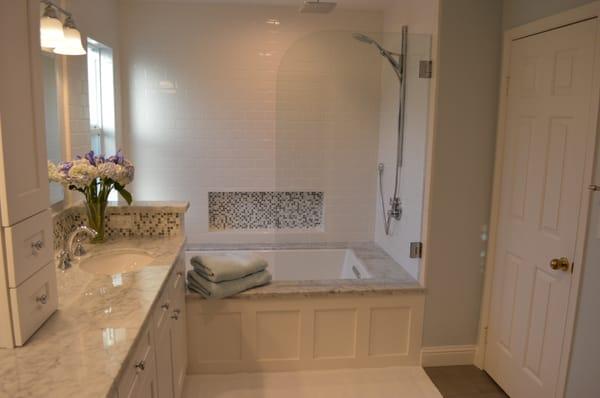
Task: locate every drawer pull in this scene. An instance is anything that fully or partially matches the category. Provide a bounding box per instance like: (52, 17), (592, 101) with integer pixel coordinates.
(175, 271), (183, 284)
(171, 309), (181, 320)
(31, 240), (44, 254)
(161, 302), (170, 311)
(36, 294), (48, 305)
(134, 360), (145, 372)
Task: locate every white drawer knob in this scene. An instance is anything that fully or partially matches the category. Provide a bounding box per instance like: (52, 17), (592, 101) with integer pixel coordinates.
(36, 294), (48, 305)
(31, 240), (44, 254)
(134, 360), (145, 372)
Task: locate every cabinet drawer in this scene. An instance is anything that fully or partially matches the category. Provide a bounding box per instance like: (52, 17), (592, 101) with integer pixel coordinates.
(152, 283), (170, 338)
(9, 261), (57, 346)
(118, 325), (154, 398)
(168, 256), (185, 297)
(4, 210), (53, 287)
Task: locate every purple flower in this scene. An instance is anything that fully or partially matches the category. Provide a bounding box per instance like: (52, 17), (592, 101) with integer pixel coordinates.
(108, 150), (125, 165)
(58, 161), (73, 173)
(84, 151), (96, 166)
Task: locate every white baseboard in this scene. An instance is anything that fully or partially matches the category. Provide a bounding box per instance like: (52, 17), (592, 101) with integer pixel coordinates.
(420, 345), (477, 367)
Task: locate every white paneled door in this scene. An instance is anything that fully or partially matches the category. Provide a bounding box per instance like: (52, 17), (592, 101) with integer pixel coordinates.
(486, 19), (598, 398)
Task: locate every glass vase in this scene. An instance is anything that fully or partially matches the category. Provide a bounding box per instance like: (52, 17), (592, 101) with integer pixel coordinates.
(85, 197), (108, 243)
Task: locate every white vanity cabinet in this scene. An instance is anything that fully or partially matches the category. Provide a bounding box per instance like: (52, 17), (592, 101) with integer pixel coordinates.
(118, 325), (158, 398)
(169, 261), (187, 398)
(0, 0), (50, 225)
(116, 255), (187, 398)
(0, 0), (56, 348)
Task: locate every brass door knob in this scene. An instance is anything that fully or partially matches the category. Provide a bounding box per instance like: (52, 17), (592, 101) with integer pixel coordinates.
(550, 257), (570, 272)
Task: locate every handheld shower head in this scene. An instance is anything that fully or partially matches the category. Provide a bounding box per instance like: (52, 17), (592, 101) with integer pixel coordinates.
(352, 33), (374, 44)
(352, 32), (402, 79)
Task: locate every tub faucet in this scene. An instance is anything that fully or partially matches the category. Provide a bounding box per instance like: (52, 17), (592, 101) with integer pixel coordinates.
(57, 226), (98, 270)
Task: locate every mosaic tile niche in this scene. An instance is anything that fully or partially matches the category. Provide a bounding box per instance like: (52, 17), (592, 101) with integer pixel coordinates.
(53, 204), (187, 250)
(208, 191), (324, 231)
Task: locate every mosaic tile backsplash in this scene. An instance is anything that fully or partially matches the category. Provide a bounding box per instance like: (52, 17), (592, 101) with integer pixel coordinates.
(209, 191), (324, 231)
(53, 203), (187, 250)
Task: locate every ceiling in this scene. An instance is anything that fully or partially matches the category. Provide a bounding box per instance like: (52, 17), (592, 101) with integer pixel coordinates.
(134, 0), (396, 11)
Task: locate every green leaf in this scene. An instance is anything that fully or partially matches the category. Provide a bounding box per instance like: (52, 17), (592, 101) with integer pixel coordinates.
(114, 184), (133, 205)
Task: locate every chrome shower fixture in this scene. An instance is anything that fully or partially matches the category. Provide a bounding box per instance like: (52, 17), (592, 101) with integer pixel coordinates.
(352, 33), (403, 80)
(300, 0), (337, 13)
(355, 27), (408, 235)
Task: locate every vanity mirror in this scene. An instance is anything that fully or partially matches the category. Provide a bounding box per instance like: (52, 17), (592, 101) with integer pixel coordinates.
(41, 52), (64, 205)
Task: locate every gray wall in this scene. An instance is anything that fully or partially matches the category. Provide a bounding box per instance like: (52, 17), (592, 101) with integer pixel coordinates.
(423, 0), (502, 347)
(503, 0), (596, 28)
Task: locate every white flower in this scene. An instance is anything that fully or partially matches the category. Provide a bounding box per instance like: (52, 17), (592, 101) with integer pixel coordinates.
(48, 162), (62, 183)
(67, 159), (100, 189)
(97, 162), (119, 181)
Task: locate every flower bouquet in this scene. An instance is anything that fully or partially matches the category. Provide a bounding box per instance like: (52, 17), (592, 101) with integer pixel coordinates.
(48, 150), (134, 243)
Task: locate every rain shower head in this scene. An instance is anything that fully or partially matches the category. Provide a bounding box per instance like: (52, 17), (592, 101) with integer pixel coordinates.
(299, 0), (337, 13)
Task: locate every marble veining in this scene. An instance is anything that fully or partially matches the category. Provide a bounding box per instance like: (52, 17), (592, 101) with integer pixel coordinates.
(0, 236), (186, 398)
(186, 241), (424, 299)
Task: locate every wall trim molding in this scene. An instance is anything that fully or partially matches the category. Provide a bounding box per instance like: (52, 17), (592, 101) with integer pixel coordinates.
(420, 345), (476, 367)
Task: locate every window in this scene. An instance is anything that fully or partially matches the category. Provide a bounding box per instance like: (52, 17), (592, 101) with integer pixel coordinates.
(87, 38), (116, 156)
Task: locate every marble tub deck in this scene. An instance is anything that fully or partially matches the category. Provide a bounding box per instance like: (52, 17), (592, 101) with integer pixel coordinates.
(186, 242), (424, 299)
(0, 236), (186, 398)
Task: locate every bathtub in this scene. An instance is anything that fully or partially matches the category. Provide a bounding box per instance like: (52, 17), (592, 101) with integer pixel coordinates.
(185, 243), (425, 373)
(186, 249), (372, 281)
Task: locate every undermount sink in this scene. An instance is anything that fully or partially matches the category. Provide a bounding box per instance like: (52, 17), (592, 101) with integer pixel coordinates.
(79, 249), (155, 276)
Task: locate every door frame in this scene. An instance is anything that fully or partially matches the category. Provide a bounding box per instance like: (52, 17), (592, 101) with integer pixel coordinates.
(474, 2), (600, 397)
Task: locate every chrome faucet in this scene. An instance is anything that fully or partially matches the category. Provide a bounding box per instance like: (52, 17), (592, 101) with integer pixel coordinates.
(57, 226), (98, 270)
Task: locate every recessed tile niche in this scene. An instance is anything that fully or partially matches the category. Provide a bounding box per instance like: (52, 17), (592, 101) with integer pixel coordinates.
(208, 191), (324, 231)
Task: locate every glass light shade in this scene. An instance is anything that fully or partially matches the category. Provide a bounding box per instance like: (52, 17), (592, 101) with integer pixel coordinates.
(53, 26), (86, 55)
(40, 14), (64, 49)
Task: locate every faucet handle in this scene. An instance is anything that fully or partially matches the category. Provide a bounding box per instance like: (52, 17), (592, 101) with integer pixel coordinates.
(57, 250), (72, 270)
(73, 242), (86, 257)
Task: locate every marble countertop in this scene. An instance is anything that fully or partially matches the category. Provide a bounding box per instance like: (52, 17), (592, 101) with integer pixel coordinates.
(186, 242), (424, 299)
(0, 236), (186, 398)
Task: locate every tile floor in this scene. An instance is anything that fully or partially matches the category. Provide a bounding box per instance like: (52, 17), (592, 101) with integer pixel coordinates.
(184, 366), (443, 398)
(424, 366), (509, 398)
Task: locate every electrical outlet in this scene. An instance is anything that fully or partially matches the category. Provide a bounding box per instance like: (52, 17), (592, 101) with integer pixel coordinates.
(110, 214), (133, 229)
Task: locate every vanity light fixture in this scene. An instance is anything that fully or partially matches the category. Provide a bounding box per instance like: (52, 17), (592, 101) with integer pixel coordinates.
(53, 16), (86, 55)
(39, 0), (86, 56)
(40, 4), (63, 49)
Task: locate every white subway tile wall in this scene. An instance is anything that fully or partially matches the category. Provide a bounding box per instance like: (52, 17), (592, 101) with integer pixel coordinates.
(121, 3), (384, 244)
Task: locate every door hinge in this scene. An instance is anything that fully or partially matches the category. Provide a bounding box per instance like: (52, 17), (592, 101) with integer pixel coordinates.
(409, 242), (423, 258)
(505, 76), (511, 96)
(419, 60), (433, 79)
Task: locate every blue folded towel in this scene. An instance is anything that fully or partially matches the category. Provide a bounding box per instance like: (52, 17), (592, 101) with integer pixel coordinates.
(190, 253), (268, 282)
(187, 269), (271, 299)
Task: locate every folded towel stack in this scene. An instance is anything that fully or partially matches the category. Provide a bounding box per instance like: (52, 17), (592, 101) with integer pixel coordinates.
(187, 253), (272, 299)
